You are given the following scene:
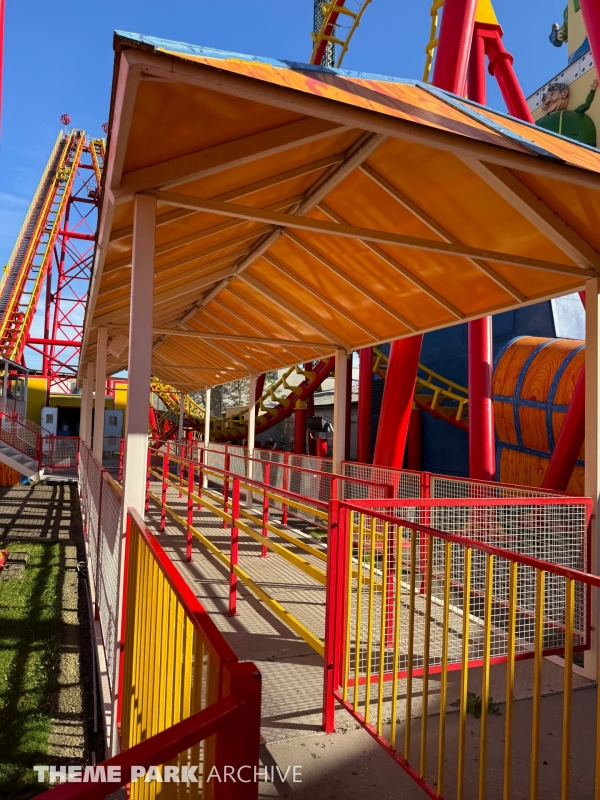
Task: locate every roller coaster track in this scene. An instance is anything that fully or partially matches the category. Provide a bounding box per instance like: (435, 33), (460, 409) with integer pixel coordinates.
(310, 0), (374, 68)
(0, 130), (87, 363)
(373, 346), (469, 429)
(151, 359), (336, 442)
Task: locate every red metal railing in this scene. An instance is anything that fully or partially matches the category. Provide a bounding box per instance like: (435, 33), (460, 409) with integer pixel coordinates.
(323, 496), (595, 798)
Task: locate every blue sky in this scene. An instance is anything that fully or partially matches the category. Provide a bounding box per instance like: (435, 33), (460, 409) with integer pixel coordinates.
(0, 0), (570, 266)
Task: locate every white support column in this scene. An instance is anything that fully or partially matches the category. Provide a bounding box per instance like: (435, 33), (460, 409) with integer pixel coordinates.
(93, 327), (108, 462)
(121, 194), (156, 525)
(113, 193), (156, 755)
(203, 388), (211, 488)
(80, 369), (93, 445)
(82, 362), (95, 447)
(585, 277), (600, 679)
(332, 350), (348, 475)
(178, 392), (185, 441)
(247, 374), (257, 481)
(204, 388), (211, 446)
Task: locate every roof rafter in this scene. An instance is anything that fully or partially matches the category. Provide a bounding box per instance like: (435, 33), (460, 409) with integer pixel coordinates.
(113, 117), (351, 200)
(154, 190), (594, 278)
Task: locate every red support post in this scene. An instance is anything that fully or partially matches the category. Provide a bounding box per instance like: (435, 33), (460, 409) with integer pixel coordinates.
(197, 446), (204, 508)
(282, 453), (289, 525)
(223, 452), (231, 529)
(542, 367), (585, 492)
(373, 337), (422, 468)
(160, 450), (168, 532)
(261, 462), (270, 557)
(357, 347), (373, 464)
(186, 463), (194, 562)
(431, 0), (478, 94)
(293, 402), (307, 455)
(468, 316), (496, 482)
(145, 449), (151, 513)
(323, 499), (342, 733)
(228, 478), (240, 616)
(467, 27), (487, 105)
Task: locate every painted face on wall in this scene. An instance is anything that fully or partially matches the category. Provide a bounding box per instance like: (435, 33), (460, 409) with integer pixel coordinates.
(541, 84), (569, 115)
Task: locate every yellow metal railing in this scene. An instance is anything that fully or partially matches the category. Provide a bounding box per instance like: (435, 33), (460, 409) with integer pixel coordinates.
(147, 452), (329, 656)
(325, 499), (595, 799)
(423, 0), (444, 82)
(119, 510), (261, 798)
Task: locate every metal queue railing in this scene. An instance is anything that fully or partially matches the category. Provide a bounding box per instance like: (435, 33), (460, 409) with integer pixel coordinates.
(147, 449), (335, 655)
(324, 497), (595, 800)
(39, 509), (261, 799)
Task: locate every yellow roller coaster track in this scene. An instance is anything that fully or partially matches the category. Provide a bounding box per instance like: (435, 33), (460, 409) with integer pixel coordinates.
(373, 346), (469, 428)
(310, 0), (374, 68)
(151, 361), (322, 441)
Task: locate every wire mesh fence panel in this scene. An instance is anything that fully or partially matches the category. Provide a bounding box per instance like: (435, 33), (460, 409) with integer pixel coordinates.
(343, 462), (421, 499)
(98, 473), (123, 689)
(430, 474), (565, 500)
(289, 453), (332, 473)
(0, 415), (38, 459)
(331, 502), (598, 800)
(42, 436), (79, 469)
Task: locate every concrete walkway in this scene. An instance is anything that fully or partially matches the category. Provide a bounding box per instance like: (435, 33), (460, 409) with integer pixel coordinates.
(145, 479), (597, 799)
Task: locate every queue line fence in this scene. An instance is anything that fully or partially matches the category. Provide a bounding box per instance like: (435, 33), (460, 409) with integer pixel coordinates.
(324, 497), (595, 800)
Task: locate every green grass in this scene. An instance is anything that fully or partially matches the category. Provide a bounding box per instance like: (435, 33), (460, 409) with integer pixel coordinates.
(0, 542), (62, 798)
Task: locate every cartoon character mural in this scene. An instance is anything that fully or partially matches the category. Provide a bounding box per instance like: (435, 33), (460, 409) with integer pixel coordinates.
(536, 79), (598, 147)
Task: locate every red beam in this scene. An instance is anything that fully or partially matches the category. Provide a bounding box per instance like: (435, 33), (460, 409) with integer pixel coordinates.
(542, 367), (585, 492)
(28, 338), (82, 346)
(483, 30), (534, 122)
(373, 337), (422, 468)
(58, 229), (95, 241)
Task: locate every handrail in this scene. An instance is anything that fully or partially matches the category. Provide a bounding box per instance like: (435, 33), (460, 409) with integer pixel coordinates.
(127, 507), (238, 665)
(36, 696), (247, 799)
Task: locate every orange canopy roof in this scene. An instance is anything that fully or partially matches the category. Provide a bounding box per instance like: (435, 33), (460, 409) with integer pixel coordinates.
(81, 32), (600, 392)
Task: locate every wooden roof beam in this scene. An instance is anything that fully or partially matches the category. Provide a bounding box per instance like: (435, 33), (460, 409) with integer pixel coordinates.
(113, 117), (351, 200)
(461, 157), (600, 270)
(154, 190), (595, 278)
(237, 273), (353, 350)
(359, 164), (526, 302)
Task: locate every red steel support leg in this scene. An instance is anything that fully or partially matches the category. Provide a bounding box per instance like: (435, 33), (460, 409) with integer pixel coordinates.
(468, 317), (496, 481)
(357, 347), (373, 464)
(580, 0), (600, 69)
(467, 31), (496, 484)
(293, 403), (307, 455)
(160, 451), (168, 532)
(407, 409), (422, 471)
(261, 462), (270, 557)
(118, 437), (124, 483)
(431, 0), (478, 94)
(484, 31), (534, 123)
(197, 446), (204, 508)
(223, 452), (231, 529)
(542, 367), (585, 491)
(186, 464), (194, 562)
(373, 337), (422, 468)
(228, 478), (240, 616)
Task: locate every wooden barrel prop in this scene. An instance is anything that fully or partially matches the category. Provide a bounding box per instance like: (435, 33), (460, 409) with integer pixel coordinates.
(492, 336), (584, 495)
